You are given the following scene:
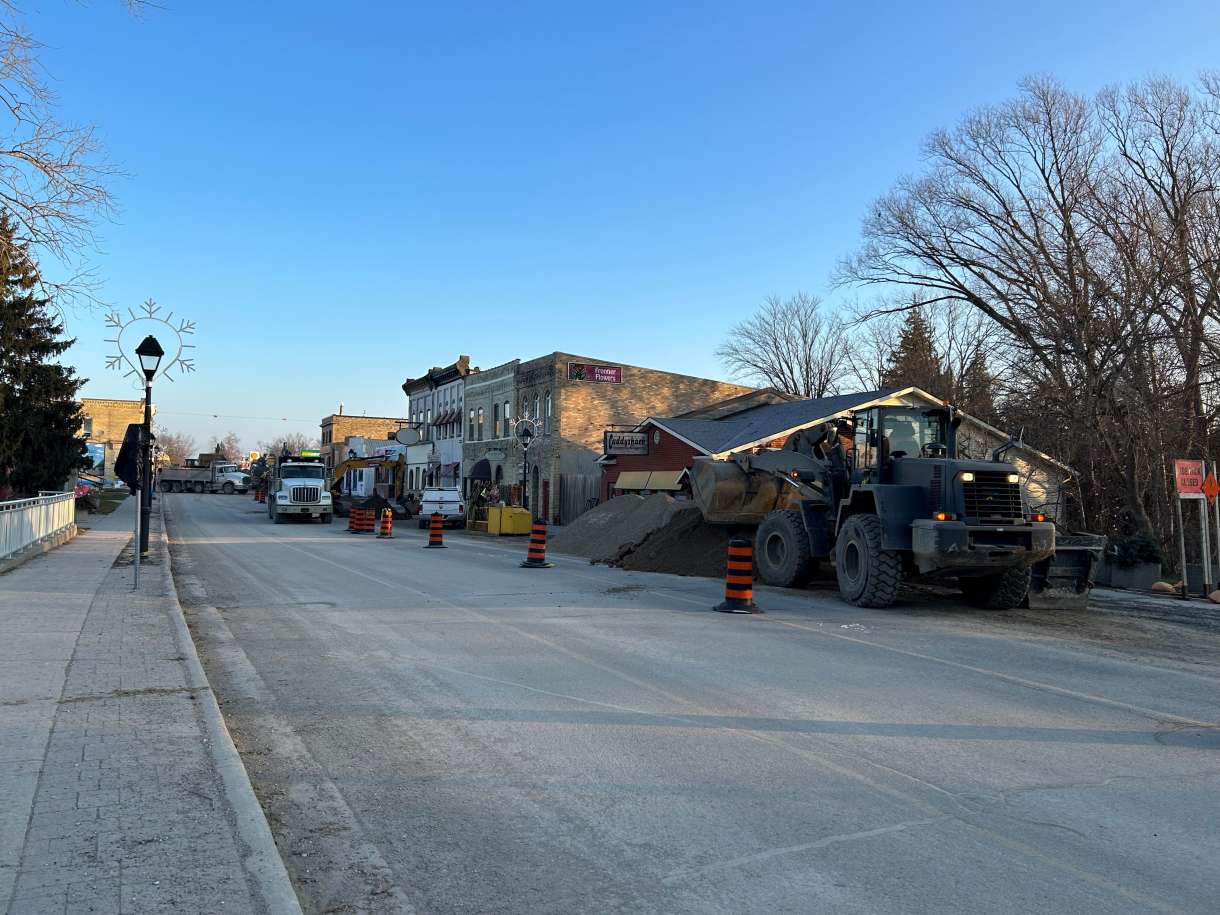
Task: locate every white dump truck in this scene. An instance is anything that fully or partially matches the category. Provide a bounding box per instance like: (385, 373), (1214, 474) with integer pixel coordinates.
(267, 454), (332, 524)
(159, 453), (250, 494)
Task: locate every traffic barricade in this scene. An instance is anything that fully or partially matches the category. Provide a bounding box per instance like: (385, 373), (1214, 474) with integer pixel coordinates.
(714, 537), (759, 613)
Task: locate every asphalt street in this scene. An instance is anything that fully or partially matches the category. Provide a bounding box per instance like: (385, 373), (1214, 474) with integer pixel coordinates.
(165, 493), (1220, 915)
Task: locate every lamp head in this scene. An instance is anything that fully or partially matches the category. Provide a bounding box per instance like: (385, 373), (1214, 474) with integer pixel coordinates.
(135, 335), (165, 381)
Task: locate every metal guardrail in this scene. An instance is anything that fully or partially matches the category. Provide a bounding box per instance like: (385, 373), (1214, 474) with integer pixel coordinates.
(0, 491), (76, 560)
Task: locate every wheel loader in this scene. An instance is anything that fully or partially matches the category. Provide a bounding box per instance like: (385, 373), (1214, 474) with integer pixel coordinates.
(688, 405), (1056, 609)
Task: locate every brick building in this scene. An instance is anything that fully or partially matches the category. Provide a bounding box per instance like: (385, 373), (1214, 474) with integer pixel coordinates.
(79, 398), (150, 480)
(461, 353), (752, 523)
(401, 356), (474, 494)
(320, 412), (406, 472)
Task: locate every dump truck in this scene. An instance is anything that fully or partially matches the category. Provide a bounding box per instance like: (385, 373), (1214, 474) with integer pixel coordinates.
(689, 404), (1056, 608)
(267, 454), (331, 523)
(158, 452), (250, 494)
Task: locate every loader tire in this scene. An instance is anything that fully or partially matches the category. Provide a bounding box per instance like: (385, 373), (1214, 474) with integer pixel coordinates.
(755, 510), (815, 587)
(960, 566), (1030, 610)
(835, 514), (902, 608)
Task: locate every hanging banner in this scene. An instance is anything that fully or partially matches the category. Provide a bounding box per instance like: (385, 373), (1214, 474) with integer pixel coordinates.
(1174, 459), (1205, 497)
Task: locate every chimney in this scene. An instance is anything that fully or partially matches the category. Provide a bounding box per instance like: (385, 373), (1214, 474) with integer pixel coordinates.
(339, 402), (344, 416)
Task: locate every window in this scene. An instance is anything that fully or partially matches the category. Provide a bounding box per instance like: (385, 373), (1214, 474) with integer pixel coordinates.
(477, 407), (484, 441)
(469, 409), (475, 440)
(493, 403), (501, 438)
(544, 391), (552, 434)
(533, 396), (539, 426)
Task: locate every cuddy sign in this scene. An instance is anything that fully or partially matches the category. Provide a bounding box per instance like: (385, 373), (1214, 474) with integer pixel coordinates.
(604, 431), (648, 455)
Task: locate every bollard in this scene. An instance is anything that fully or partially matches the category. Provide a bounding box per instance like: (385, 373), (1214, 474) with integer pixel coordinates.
(425, 512), (446, 548)
(378, 507), (393, 539)
(713, 537), (759, 613)
(348, 507), (374, 534)
(346, 509), (357, 533)
(519, 517), (555, 568)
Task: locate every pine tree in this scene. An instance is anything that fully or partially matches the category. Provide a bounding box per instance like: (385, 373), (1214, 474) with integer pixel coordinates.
(880, 309), (951, 394)
(0, 219), (88, 496)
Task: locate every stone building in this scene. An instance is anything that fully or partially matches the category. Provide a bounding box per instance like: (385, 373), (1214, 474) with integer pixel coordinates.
(79, 398), (149, 481)
(401, 355), (475, 494)
(461, 353), (752, 523)
(320, 411), (406, 473)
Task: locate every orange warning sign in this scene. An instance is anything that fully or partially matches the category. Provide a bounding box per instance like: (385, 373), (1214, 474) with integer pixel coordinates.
(1204, 473), (1220, 505)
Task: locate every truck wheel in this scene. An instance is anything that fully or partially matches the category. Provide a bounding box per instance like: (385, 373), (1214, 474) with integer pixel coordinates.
(192, 481), (205, 494)
(172, 481), (184, 493)
(960, 567), (1031, 610)
(221, 482), (235, 495)
(835, 514), (902, 608)
(272, 506), (284, 524)
(159, 480), (172, 492)
(755, 510), (815, 587)
(320, 513), (331, 524)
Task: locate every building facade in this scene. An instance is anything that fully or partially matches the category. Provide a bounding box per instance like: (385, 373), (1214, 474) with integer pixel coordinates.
(320, 412), (406, 472)
(402, 356), (474, 495)
(461, 353), (752, 523)
(460, 359), (520, 499)
(79, 398), (149, 482)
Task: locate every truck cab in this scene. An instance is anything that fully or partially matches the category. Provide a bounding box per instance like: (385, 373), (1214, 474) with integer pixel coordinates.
(267, 456), (332, 524)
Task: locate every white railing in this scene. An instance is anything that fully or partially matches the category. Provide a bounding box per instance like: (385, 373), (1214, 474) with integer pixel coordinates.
(0, 491), (76, 560)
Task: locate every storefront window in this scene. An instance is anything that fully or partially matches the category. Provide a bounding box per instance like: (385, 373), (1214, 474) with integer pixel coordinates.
(477, 407), (484, 441)
(469, 409), (475, 440)
(544, 391), (552, 434)
(493, 403), (501, 438)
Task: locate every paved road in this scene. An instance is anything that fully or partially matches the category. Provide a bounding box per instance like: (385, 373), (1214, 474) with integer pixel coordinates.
(166, 493), (1220, 915)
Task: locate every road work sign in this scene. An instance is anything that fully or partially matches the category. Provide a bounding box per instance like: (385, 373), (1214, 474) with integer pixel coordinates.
(1174, 459), (1205, 496)
(1205, 472), (1220, 506)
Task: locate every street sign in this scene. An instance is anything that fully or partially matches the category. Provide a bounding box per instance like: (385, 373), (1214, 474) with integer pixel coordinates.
(1204, 473), (1220, 505)
(394, 427), (420, 446)
(1174, 459), (1205, 495)
(604, 430), (648, 455)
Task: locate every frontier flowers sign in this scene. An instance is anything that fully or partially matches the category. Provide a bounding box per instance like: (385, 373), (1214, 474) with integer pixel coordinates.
(567, 362), (622, 384)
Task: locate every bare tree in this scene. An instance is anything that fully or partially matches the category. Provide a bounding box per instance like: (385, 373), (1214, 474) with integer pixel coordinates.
(213, 430), (242, 461)
(258, 432), (319, 457)
(715, 293), (849, 398)
(0, 2), (147, 304)
(153, 425), (195, 466)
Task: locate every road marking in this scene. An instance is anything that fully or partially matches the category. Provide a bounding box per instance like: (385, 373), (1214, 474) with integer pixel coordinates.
(661, 817), (949, 883)
(765, 618), (1220, 730)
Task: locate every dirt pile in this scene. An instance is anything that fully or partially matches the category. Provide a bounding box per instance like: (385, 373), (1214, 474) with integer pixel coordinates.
(550, 494), (730, 578)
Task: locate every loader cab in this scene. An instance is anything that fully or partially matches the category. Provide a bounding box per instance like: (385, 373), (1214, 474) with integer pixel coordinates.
(850, 406), (954, 484)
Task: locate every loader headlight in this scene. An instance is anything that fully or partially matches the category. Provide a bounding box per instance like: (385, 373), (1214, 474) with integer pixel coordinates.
(959, 472), (975, 482)
(1007, 473), (1020, 484)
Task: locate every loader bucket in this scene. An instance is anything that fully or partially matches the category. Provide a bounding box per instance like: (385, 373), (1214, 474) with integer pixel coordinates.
(690, 457), (794, 525)
(1026, 532), (1107, 610)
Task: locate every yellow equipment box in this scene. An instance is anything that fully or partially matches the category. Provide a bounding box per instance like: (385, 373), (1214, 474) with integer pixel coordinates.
(488, 506), (532, 535)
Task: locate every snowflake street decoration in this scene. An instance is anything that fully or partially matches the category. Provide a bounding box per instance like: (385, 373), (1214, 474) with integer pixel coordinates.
(104, 299), (197, 388)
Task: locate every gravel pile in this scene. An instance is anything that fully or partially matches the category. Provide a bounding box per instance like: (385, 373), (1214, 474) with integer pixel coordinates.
(551, 493), (730, 578)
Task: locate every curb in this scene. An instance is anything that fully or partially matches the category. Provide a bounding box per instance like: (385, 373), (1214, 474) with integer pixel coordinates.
(156, 499), (304, 915)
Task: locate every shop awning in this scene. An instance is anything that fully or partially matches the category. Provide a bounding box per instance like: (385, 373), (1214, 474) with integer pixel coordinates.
(613, 471), (652, 490)
(645, 469), (687, 491)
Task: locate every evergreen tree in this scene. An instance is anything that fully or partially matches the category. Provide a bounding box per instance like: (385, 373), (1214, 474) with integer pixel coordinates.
(880, 309), (951, 394)
(0, 220), (87, 496)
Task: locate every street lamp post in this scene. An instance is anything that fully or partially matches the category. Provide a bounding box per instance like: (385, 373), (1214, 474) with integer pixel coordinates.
(517, 421), (534, 513)
(135, 335), (164, 554)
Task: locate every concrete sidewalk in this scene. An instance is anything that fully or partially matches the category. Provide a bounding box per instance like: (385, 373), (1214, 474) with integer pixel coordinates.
(1, 497), (299, 915)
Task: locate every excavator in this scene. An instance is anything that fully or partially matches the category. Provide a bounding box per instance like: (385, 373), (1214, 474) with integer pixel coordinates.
(328, 453), (413, 519)
(689, 404), (1059, 609)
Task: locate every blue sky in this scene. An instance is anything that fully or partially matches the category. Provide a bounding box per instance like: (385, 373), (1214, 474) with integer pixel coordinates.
(33, 0), (1220, 450)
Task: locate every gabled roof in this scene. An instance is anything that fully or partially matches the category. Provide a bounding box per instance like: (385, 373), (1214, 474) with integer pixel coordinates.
(635, 386), (1075, 476)
(648, 390), (896, 455)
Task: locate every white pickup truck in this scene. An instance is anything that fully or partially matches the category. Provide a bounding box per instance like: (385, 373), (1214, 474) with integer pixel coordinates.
(267, 456), (332, 524)
(418, 487), (466, 528)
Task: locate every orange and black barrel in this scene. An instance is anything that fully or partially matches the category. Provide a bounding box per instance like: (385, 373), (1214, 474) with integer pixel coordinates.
(425, 512), (446, 548)
(713, 537), (759, 613)
(378, 508), (393, 538)
(520, 518), (555, 568)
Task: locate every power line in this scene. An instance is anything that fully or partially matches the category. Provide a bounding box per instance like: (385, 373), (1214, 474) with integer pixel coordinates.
(153, 410), (320, 423)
